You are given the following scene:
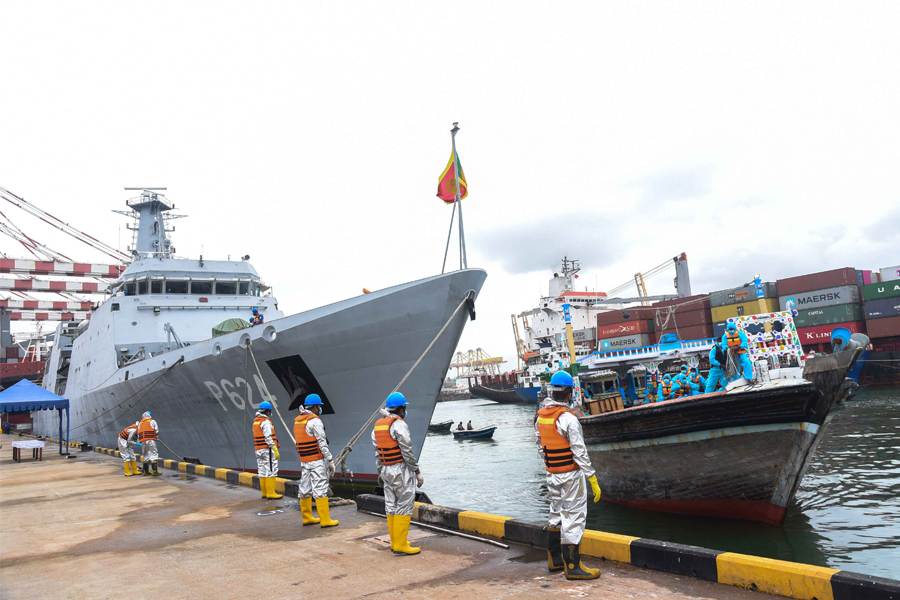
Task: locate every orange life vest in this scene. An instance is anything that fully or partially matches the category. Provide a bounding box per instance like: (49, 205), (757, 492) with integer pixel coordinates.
(661, 382), (672, 396)
(138, 418), (157, 442)
(673, 383), (686, 397)
(253, 415), (279, 451)
(726, 331), (746, 354)
(293, 413), (324, 462)
(690, 374), (701, 385)
(373, 416), (404, 466)
(536, 405), (579, 474)
(119, 423), (138, 440)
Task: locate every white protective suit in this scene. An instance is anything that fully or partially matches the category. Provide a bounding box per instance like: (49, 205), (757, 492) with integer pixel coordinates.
(298, 409), (332, 499)
(534, 398), (596, 546)
(118, 424), (138, 462)
(141, 419), (159, 463)
(372, 409), (420, 516)
(255, 411), (279, 478)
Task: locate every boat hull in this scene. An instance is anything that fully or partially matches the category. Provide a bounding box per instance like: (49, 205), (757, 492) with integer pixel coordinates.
(469, 384), (539, 404)
(582, 351), (860, 525)
(32, 269), (486, 477)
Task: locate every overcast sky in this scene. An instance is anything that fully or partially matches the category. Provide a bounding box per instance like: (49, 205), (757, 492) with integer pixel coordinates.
(2, 2), (898, 368)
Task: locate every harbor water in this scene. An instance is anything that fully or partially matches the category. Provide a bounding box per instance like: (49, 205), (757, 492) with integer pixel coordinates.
(419, 387), (900, 578)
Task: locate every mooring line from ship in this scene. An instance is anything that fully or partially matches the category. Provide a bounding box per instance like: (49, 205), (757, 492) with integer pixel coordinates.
(331, 291), (475, 477)
(70, 356), (186, 436)
(358, 509), (509, 549)
(246, 342), (298, 447)
(156, 437), (188, 463)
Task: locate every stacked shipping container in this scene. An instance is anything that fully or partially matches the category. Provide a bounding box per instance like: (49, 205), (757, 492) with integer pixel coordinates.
(595, 308), (655, 350)
(649, 294), (714, 341)
(860, 280), (900, 349)
(710, 283), (779, 338)
(776, 267), (865, 353)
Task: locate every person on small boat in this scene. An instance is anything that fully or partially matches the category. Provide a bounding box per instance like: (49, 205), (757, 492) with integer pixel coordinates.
(293, 394), (338, 527)
(457, 422), (465, 430)
(372, 392), (424, 555)
(534, 371), (601, 580)
(657, 374), (675, 401)
(673, 365), (691, 392)
(706, 338), (729, 393)
(723, 322), (752, 382)
(688, 367), (705, 396)
(466, 421), (473, 430)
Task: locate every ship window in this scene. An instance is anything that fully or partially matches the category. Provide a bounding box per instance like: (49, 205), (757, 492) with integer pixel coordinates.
(166, 280), (188, 294)
(216, 281), (237, 295)
(111, 303), (120, 311)
(191, 281), (213, 295)
(124, 281), (135, 296)
(137, 279), (148, 295)
(251, 282), (261, 297)
(239, 282), (250, 295)
(150, 280), (162, 294)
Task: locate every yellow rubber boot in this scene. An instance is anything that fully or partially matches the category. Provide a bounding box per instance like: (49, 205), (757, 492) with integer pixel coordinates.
(563, 544), (600, 580)
(131, 461), (139, 475)
(391, 515), (420, 555)
(124, 461), (133, 476)
(386, 515), (396, 550)
(315, 497), (339, 528)
(300, 497), (320, 525)
(267, 477), (283, 499)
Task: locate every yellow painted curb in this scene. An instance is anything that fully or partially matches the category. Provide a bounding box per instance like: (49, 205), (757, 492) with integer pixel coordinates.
(178, 462), (188, 472)
(194, 465), (208, 476)
(717, 553), (839, 600)
(458, 511), (512, 539)
(581, 530), (638, 564)
(238, 472), (254, 486)
(215, 468), (229, 481)
(164, 459), (175, 469)
(274, 478), (288, 493)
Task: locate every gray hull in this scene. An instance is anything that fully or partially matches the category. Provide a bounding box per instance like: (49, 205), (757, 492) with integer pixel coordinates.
(33, 269), (486, 477)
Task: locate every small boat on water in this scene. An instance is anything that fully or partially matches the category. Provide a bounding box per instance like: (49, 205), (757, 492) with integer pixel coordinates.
(427, 420), (454, 432)
(452, 425), (497, 439)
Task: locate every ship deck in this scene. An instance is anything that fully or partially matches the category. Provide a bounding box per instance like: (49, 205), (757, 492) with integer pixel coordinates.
(0, 433), (770, 600)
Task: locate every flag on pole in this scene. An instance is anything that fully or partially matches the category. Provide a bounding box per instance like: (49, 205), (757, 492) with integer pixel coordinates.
(436, 149), (468, 203)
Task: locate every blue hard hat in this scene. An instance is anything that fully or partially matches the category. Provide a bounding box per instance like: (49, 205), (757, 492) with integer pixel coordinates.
(550, 371), (574, 388)
(252, 308), (259, 314)
(726, 322), (737, 331)
(259, 401), (273, 410)
(385, 392), (407, 408)
(304, 394), (323, 406)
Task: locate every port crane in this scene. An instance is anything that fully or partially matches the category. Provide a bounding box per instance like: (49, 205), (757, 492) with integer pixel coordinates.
(449, 349), (506, 378)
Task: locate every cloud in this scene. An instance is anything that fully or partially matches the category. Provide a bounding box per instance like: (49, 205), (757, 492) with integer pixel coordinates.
(631, 166), (714, 204)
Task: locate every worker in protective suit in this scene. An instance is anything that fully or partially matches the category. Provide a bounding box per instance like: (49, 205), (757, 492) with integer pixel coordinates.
(117, 421), (140, 476)
(706, 338), (729, 393)
(250, 308), (264, 325)
(138, 412), (161, 476)
(657, 374), (675, 402)
(294, 394), (337, 527)
(536, 371), (602, 580)
(722, 322), (753, 382)
(253, 401), (282, 499)
(372, 392), (424, 555)
(687, 367), (705, 396)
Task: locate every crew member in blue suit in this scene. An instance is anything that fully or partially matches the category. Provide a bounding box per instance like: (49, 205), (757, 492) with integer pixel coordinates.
(250, 308), (264, 325)
(673, 365), (690, 396)
(722, 322), (753, 381)
(687, 367), (705, 395)
(706, 339), (729, 393)
(657, 374), (675, 401)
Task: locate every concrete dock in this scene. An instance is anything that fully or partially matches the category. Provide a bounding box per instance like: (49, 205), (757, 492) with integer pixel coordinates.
(0, 434), (772, 600)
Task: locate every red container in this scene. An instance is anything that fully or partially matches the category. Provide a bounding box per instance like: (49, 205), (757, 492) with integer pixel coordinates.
(866, 315), (900, 339)
(652, 294), (711, 311)
(660, 309), (712, 330)
(777, 267), (857, 296)
(596, 308), (656, 327)
(871, 335), (900, 351)
(796, 321), (866, 346)
(672, 324), (715, 340)
(648, 332), (658, 345)
(2, 346), (19, 359)
(596, 320), (651, 340)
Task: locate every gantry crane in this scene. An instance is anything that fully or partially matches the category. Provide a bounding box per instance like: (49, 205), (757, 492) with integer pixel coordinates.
(449, 349), (506, 378)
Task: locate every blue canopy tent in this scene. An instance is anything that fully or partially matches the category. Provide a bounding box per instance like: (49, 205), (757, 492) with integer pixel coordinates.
(0, 379), (70, 455)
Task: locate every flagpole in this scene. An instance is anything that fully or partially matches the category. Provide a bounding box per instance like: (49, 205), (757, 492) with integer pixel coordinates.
(440, 201), (457, 274)
(451, 122), (467, 270)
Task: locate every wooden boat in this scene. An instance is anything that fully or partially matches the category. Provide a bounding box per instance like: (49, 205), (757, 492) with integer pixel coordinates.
(451, 425), (497, 439)
(427, 419), (453, 432)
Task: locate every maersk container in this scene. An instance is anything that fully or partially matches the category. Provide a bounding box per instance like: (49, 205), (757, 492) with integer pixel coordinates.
(572, 327), (596, 342)
(880, 265), (900, 282)
(598, 333), (650, 351)
(711, 298), (779, 322)
(864, 297), (900, 321)
(709, 282), (778, 308)
(794, 303), (864, 328)
(865, 315), (900, 339)
(861, 280), (900, 302)
(776, 267), (857, 296)
(779, 285), (860, 311)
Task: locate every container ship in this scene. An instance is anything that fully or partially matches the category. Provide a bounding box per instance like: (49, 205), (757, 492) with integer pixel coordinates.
(23, 189), (486, 478)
